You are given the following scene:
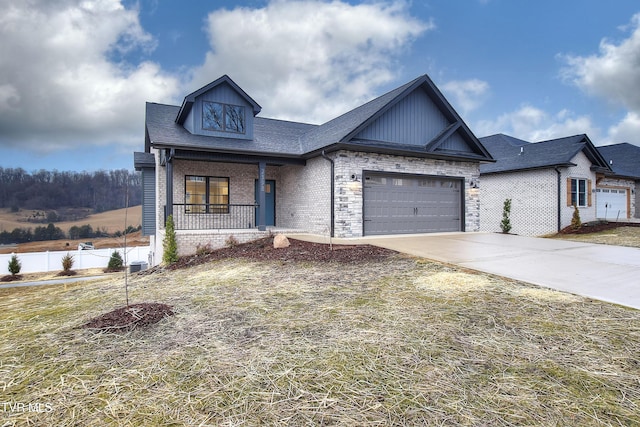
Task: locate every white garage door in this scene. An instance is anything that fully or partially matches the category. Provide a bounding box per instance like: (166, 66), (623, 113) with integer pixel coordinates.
(363, 172), (463, 236)
(596, 188), (628, 220)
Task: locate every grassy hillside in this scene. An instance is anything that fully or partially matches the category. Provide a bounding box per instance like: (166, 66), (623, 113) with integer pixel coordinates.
(0, 206), (148, 253)
(0, 206), (142, 234)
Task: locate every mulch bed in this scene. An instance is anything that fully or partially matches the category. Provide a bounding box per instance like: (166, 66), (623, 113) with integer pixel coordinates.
(165, 237), (397, 271)
(1, 275), (23, 282)
(559, 221), (640, 235)
(56, 270), (78, 277)
(82, 303), (174, 332)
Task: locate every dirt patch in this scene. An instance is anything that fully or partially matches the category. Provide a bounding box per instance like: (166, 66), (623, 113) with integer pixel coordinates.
(82, 303), (174, 332)
(165, 237), (397, 271)
(0, 274), (23, 282)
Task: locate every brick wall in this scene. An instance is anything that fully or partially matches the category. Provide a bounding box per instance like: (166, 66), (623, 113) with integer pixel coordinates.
(560, 151), (597, 228)
(480, 169), (557, 236)
(331, 150), (481, 237)
(277, 156), (332, 235)
(480, 151), (600, 236)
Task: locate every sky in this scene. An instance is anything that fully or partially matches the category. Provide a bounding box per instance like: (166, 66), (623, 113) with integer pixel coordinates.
(1, 0), (640, 172)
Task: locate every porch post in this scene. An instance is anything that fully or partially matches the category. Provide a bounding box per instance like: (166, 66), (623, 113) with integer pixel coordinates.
(257, 161), (266, 231)
(165, 148), (174, 224)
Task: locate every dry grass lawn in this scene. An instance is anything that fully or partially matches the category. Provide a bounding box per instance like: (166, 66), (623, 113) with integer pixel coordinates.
(1, 255), (639, 426)
(551, 226), (640, 248)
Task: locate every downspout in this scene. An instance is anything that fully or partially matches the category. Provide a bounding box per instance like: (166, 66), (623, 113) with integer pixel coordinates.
(321, 150), (335, 239)
(555, 167), (562, 232)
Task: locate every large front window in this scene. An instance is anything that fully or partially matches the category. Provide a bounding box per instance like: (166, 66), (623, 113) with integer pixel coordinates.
(185, 176), (229, 213)
(202, 101), (246, 134)
(571, 178), (587, 207)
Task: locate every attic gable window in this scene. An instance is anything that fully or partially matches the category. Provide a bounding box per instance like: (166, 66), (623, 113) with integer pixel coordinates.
(202, 101), (246, 134)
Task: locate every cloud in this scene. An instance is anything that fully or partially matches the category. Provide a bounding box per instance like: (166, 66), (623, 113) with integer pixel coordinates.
(560, 12), (640, 145)
(441, 79), (490, 115)
(475, 105), (602, 142)
(189, 0), (432, 124)
(0, 0), (180, 152)
(561, 13), (640, 111)
(607, 112), (640, 144)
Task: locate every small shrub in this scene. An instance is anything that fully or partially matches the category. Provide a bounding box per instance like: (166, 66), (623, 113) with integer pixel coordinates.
(162, 215), (178, 265)
(8, 254), (21, 276)
(225, 234), (239, 248)
(571, 204), (582, 230)
(196, 243), (213, 256)
(500, 198), (512, 234)
(107, 251), (124, 270)
(61, 253), (74, 274)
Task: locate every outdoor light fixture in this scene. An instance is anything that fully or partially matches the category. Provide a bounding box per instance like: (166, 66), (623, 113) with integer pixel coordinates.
(469, 179), (479, 189)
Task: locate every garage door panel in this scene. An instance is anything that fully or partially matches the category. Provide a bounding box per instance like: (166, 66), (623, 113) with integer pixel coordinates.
(363, 173), (462, 235)
(596, 188), (628, 219)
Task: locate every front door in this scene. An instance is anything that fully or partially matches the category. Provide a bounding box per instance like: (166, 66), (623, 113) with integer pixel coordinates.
(255, 179), (276, 226)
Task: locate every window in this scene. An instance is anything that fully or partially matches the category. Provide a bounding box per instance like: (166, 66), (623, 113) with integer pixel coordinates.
(202, 101), (245, 133)
(185, 176), (229, 213)
(570, 178), (587, 207)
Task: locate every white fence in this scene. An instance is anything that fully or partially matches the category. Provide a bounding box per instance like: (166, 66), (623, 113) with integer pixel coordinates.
(1, 246), (151, 275)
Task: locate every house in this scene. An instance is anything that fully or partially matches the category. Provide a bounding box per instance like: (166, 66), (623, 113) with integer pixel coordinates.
(134, 74), (494, 264)
(479, 134), (613, 236)
(597, 143), (640, 220)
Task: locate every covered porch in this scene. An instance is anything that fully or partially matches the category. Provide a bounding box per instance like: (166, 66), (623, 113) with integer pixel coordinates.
(162, 149), (307, 232)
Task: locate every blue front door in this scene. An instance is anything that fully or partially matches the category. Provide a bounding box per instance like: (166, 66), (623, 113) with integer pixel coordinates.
(255, 179), (276, 226)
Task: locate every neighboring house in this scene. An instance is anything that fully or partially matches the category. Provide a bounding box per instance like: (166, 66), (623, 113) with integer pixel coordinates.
(479, 134), (612, 236)
(597, 143), (640, 220)
(134, 74), (493, 264)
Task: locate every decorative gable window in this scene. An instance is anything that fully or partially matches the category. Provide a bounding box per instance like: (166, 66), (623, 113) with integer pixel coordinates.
(202, 101), (246, 134)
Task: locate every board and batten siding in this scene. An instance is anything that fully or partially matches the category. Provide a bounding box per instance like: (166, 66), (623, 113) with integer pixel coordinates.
(354, 89), (449, 146)
(141, 167), (156, 236)
(184, 83), (255, 140)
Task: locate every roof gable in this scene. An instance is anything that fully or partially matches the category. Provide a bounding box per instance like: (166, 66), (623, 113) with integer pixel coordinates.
(175, 75), (262, 125)
(480, 133), (611, 174)
(300, 75), (492, 161)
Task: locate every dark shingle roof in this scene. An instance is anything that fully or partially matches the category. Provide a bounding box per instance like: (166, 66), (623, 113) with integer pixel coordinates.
(480, 134), (610, 174)
(597, 143), (640, 179)
(146, 102), (315, 156)
(145, 74), (493, 162)
(133, 151), (155, 169)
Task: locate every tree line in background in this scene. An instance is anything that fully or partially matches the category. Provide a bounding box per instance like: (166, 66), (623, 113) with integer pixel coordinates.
(0, 167), (142, 212)
(0, 224), (142, 244)
(0, 223), (141, 245)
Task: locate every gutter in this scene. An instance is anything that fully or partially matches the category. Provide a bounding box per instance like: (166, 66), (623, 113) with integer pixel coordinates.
(555, 167), (562, 232)
(321, 150), (335, 238)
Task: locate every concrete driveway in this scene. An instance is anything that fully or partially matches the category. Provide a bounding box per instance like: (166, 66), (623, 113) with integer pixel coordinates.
(290, 232), (640, 310)
(361, 233), (640, 310)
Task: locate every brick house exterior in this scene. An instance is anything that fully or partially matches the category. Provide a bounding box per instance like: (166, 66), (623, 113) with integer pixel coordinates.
(597, 143), (640, 220)
(135, 75), (493, 264)
(479, 134), (614, 236)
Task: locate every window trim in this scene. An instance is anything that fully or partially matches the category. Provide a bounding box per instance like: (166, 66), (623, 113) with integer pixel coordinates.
(185, 175), (230, 214)
(569, 178), (591, 208)
(202, 101), (246, 134)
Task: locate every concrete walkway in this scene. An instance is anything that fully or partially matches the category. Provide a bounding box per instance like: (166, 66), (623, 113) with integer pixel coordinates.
(0, 275), (108, 289)
(289, 232), (640, 310)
